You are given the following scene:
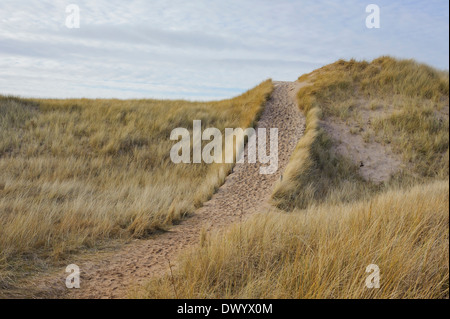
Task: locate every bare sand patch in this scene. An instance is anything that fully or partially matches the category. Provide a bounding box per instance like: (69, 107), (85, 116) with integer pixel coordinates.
(322, 118), (402, 183)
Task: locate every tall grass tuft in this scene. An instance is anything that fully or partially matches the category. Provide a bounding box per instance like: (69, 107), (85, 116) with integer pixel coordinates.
(134, 180), (449, 299)
(0, 80), (273, 286)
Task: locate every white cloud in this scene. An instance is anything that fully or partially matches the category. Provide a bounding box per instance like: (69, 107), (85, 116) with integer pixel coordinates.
(0, 0), (448, 100)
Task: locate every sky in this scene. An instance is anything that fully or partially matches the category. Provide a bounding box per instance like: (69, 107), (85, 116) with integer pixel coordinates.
(0, 0), (448, 100)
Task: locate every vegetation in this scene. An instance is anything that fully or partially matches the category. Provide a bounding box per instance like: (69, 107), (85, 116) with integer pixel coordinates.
(2, 57), (448, 299)
(136, 57), (449, 299)
(134, 180), (449, 299)
(272, 57), (449, 210)
(0, 80), (273, 287)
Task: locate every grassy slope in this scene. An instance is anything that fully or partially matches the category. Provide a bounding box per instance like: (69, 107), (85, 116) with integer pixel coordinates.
(135, 180), (449, 299)
(0, 80), (273, 287)
(138, 57), (449, 299)
(272, 57), (449, 210)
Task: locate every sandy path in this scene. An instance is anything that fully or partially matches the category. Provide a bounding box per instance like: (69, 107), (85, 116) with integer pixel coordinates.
(26, 81), (306, 299)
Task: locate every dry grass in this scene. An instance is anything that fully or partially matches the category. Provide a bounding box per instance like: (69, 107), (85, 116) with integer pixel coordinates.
(135, 57), (449, 300)
(0, 80), (273, 287)
(272, 57), (449, 211)
(134, 180), (449, 299)
(2, 57), (448, 299)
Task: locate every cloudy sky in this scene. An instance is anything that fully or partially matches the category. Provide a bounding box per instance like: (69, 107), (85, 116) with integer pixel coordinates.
(0, 0), (448, 100)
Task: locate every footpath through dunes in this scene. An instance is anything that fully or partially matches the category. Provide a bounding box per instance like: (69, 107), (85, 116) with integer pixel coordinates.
(28, 81), (307, 299)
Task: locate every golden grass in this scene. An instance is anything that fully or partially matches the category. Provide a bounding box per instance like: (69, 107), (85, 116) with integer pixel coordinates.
(134, 180), (449, 299)
(135, 57), (449, 300)
(272, 57), (449, 211)
(2, 57), (448, 300)
(0, 80), (273, 287)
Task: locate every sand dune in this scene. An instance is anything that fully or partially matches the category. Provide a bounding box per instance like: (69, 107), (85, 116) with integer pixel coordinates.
(26, 81), (306, 299)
